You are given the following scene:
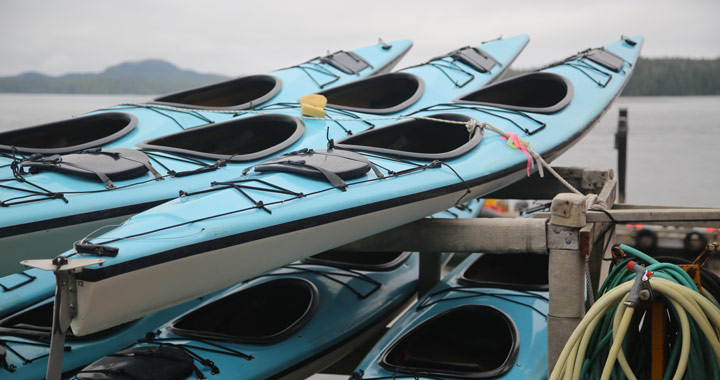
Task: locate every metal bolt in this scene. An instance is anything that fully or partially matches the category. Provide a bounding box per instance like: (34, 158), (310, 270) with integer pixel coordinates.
(565, 237), (572, 244)
(639, 289), (650, 301)
(554, 227), (561, 234)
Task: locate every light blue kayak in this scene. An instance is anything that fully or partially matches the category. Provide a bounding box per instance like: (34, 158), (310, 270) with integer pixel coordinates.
(66, 251), (419, 380)
(0, 35), (529, 279)
(0, 39), (413, 155)
(0, 287), (223, 379)
(350, 252), (549, 380)
(0, 199), (479, 378)
(42, 35), (640, 336)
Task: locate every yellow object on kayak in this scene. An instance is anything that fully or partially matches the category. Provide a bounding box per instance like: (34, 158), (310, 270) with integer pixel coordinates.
(300, 94), (327, 117)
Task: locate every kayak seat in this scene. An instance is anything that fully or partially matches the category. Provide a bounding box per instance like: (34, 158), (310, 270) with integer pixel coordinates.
(582, 48), (625, 73)
(320, 50), (370, 75)
(254, 148), (372, 189)
(304, 251), (411, 271)
(152, 74), (282, 110)
(21, 148), (155, 188)
(76, 345), (195, 380)
(459, 253), (549, 291)
(168, 277), (318, 344)
(455, 72), (574, 114)
(379, 305), (518, 378)
(0, 112), (137, 155)
(137, 114), (305, 162)
(335, 113), (482, 160)
(315, 73), (424, 114)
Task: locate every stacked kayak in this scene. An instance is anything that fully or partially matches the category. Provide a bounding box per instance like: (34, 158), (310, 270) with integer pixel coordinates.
(0, 35), (529, 276)
(350, 252), (550, 379)
(70, 251), (418, 380)
(46, 35), (641, 336)
(0, 39), (413, 155)
(0, 288), (223, 379)
(0, 199), (479, 378)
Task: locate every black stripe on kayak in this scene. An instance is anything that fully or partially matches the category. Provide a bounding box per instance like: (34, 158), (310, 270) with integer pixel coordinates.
(74, 98), (607, 283)
(0, 199), (170, 239)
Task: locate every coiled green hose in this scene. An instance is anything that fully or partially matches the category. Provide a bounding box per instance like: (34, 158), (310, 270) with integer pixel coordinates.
(549, 244), (720, 380)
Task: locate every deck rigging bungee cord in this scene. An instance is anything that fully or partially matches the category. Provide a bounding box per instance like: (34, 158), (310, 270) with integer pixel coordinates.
(549, 244), (720, 380)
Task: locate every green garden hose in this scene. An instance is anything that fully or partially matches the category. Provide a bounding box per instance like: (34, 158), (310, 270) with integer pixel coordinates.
(549, 244), (720, 380)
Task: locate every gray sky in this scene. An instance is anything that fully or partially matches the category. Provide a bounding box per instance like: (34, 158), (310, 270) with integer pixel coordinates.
(1, 0), (718, 77)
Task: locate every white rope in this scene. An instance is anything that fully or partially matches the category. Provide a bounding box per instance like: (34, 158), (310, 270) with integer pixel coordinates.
(121, 102), (591, 198)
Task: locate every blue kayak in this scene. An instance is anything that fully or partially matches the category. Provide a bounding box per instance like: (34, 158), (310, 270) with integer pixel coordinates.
(0, 35), (529, 277)
(350, 252), (549, 380)
(51, 35), (640, 336)
(69, 251), (418, 380)
(0, 288), (224, 379)
(0, 198), (479, 378)
(0, 39), (413, 155)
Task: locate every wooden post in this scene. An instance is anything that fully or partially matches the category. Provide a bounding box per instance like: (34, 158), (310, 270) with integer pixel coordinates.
(547, 193), (587, 375)
(418, 252), (442, 297)
(615, 108), (628, 203)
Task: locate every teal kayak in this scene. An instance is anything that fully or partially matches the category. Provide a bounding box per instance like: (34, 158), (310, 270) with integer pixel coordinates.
(350, 252), (549, 379)
(0, 35), (529, 278)
(0, 200), (480, 378)
(0, 39), (413, 155)
(36, 35), (640, 336)
(22, 252), (416, 379)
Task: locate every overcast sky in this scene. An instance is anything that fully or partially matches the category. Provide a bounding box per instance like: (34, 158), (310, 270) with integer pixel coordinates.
(1, 0), (718, 77)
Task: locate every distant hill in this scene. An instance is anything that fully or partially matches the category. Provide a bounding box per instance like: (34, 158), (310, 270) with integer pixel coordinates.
(502, 57), (720, 96)
(0, 60), (230, 94)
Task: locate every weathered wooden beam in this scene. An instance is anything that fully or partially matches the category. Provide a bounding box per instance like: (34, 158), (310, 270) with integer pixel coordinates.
(613, 203), (713, 210)
(547, 193), (588, 375)
(536, 208), (720, 227)
(335, 218), (548, 254)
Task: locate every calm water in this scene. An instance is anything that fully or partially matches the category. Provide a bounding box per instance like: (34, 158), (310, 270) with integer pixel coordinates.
(1, 93), (718, 207)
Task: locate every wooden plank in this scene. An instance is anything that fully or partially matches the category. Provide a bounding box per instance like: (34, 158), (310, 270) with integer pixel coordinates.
(335, 218), (548, 254)
(535, 208), (720, 227)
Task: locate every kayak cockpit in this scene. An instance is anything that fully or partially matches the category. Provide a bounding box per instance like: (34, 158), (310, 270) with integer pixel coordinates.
(152, 74), (282, 110)
(459, 253), (549, 291)
(336, 113), (481, 160)
(167, 277), (317, 344)
(379, 305), (519, 378)
(250, 114), (480, 187)
(0, 112), (137, 155)
(304, 251), (412, 271)
(455, 72), (573, 114)
(137, 114), (305, 162)
(315, 72), (424, 114)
